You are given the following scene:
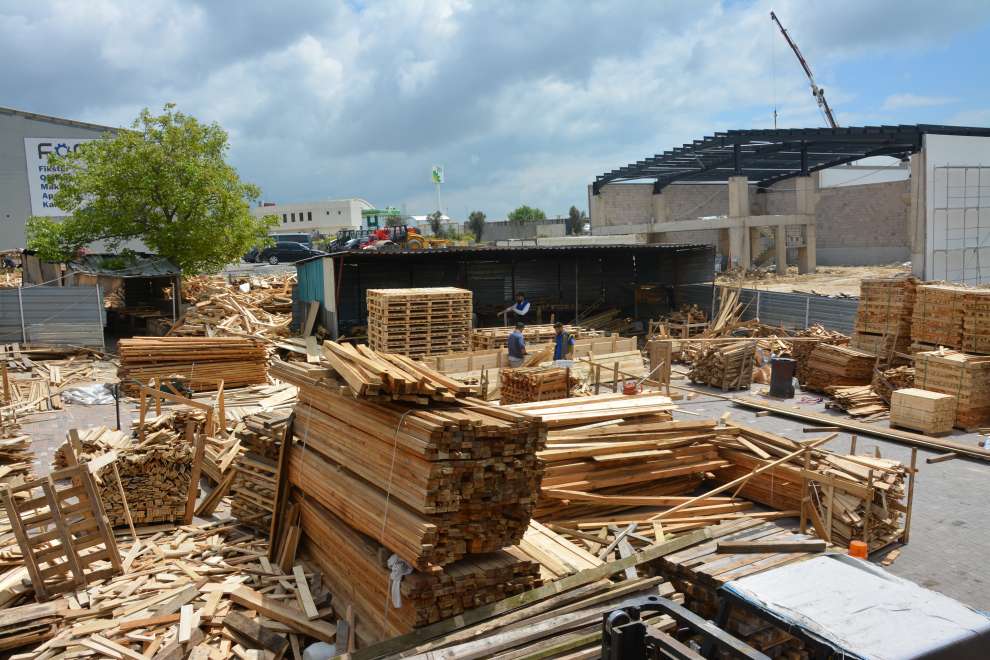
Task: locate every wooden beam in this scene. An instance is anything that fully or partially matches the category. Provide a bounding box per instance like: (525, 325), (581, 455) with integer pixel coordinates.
(230, 586), (336, 642)
(716, 539), (826, 553)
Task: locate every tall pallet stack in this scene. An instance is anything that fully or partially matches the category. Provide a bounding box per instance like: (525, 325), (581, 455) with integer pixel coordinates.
(803, 343), (875, 393)
(914, 349), (990, 429)
(961, 289), (990, 354)
(911, 284), (970, 351)
(367, 287), (472, 357)
(850, 275), (917, 360)
(271, 349), (546, 640)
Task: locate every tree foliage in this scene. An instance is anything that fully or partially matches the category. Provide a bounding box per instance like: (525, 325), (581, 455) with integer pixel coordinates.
(507, 205), (546, 225)
(466, 210), (486, 242)
(567, 206), (588, 235)
(26, 104), (276, 274)
(427, 210), (444, 236)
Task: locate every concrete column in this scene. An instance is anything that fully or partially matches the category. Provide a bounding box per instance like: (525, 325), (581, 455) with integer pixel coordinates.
(795, 174), (819, 215)
(774, 224), (787, 272)
(728, 176), (749, 217)
(651, 191), (670, 226)
(907, 152), (926, 278)
(798, 223), (817, 274)
(588, 184), (606, 230)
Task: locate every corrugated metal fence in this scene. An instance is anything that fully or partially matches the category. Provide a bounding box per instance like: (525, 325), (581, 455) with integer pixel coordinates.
(0, 286), (105, 348)
(677, 283), (858, 334)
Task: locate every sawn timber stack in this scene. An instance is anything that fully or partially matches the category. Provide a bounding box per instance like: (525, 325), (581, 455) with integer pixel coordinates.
(117, 337), (268, 394)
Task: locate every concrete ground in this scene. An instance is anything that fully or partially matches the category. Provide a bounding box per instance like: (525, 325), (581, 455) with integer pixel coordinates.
(670, 380), (990, 611)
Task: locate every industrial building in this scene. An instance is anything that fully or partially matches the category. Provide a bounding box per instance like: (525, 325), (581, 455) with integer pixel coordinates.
(250, 198), (376, 238)
(589, 124), (990, 283)
(0, 107), (117, 251)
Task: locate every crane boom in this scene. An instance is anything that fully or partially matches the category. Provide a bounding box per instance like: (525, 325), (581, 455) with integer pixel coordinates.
(770, 11), (838, 128)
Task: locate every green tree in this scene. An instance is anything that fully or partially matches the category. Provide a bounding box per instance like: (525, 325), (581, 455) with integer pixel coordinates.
(507, 205), (546, 226)
(26, 104), (275, 274)
(466, 210), (486, 242)
(567, 206), (588, 235)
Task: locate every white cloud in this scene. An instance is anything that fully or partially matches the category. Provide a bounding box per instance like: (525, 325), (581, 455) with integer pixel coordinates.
(882, 93), (958, 110)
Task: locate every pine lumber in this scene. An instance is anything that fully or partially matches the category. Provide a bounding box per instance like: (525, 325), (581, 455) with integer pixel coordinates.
(117, 337), (268, 395)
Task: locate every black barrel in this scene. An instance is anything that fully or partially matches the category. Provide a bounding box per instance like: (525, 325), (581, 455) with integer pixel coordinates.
(769, 357), (796, 398)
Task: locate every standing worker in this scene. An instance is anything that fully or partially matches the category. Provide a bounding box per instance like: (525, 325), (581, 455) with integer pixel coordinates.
(552, 321), (575, 361)
(501, 292), (530, 324)
(507, 322), (527, 368)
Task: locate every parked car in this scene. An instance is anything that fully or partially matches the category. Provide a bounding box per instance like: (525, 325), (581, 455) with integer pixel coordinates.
(255, 241), (325, 264)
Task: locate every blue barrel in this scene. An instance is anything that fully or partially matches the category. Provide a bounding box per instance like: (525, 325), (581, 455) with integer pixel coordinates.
(769, 357), (796, 398)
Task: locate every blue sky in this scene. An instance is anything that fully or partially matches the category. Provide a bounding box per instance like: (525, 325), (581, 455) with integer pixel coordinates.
(2, 0), (989, 220)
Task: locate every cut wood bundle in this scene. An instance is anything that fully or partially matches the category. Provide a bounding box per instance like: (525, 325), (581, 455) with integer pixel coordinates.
(851, 275), (918, 361)
(688, 340), (755, 391)
(367, 287), (472, 357)
(297, 497), (541, 639)
(825, 385), (888, 418)
(789, 324), (848, 385)
(890, 388), (955, 435)
(470, 324), (601, 350)
(117, 336), (268, 394)
(500, 366), (575, 404)
(910, 284), (972, 350)
(961, 288), (990, 354)
(914, 349), (990, 429)
(503, 391), (674, 428)
(803, 343), (875, 392)
(168, 273), (294, 340)
(871, 365), (914, 403)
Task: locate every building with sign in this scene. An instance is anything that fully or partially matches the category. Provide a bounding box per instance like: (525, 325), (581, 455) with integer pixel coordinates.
(0, 107), (118, 250)
(250, 198), (376, 239)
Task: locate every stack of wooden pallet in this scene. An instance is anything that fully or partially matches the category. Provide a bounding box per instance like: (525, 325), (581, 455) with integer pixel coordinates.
(961, 288), (990, 354)
(367, 287), (472, 357)
(911, 284), (970, 350)
(688, 341), (754, 391)
(117, 337), (269, 394)
(500, 366), (575, 404)
(471, 324), (600, 350)
(803, 343), (875, 392)
(229, 410), (289, 533)
(914, 349), (990, 429)
(789, 324), (848, 385)
(850, 275), (918, 360)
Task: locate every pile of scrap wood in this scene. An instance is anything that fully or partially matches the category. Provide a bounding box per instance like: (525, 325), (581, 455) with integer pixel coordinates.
(0, 430), (32, 490)
(704, 286), (743, 336)
(825, 385), (888, 419)
(1, 347), (117, 420)
(274, 341), (476, 402)
(229, 410), (290, 533)
(471, 324), (601, 350)
(168, 273), (294, 340)
(117, 336), (269, 394)
(872, 365), (914, 403)
(688, 340), (755, 390)
(850, 275), (918, 360)
(914, 349), (990, 429)
(712, 424), (911, 552)
(802, 343), (875, 393)
(0, 519), (342, 657)
(500, 366), (576, 404)
(367, 287), (473, 357)
(789, 324), (848, 385)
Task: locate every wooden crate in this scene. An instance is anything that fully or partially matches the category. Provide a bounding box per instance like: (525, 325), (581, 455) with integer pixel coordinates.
(890, 388), (956, 435)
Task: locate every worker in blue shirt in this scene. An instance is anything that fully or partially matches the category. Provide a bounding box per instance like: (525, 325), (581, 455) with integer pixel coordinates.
(552, 322), (575, 361)
(502, 292), (531, 324)
(507, 322), (527, 368)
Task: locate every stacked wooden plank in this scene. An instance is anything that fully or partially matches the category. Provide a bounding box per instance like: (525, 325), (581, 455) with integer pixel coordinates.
(914, 349), (990, 429)
(789, 324), (848, 385)
(470, 324), (601, 350)
(890, 388), (956, 435)
(688, 340), (754, 391)
(367, 287), (472, 357)
(962, 288), (990, 354)
(850, 275), (918, 360)
(500, 366), (575, 404)
(229, 411), (289, 533)
(911, 284), (970, 350)
(117, 337), (268, 394)
(872, 365), (914, 403)
(803, 343), (875, 392)
(824, 385), (888, 419)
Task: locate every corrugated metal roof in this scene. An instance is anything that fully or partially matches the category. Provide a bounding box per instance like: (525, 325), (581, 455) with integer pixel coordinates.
(67, 253), (181, 277)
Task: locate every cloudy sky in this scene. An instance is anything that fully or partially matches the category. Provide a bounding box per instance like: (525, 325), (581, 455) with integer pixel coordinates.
(4, 0), (990, 220)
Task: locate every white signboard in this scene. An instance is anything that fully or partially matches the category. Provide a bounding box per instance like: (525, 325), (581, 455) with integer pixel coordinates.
(23, 138), (96, 216)
(431, 165), (444, 184)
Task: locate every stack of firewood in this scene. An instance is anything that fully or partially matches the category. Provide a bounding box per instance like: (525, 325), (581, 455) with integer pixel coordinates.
(789, 324), (848, 385)
(688, 341), (755, 391)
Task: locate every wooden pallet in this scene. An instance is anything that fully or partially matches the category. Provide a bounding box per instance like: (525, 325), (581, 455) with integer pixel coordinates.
(367, 287), (473, 358)
(2, 465), (121, 601)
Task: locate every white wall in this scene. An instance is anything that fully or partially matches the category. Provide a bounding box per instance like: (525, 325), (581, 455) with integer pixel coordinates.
(924, 134), (990, 283)
(251, 198), (373, 235)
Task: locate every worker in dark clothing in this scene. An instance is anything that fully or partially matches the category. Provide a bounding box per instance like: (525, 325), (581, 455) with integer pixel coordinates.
(501, 292), (531, 324)
(552, 321), (575, 361)
(507, 322), (527, 368)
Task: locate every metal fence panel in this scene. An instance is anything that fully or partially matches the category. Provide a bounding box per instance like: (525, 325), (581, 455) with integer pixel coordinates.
(0, 286), (105, 347)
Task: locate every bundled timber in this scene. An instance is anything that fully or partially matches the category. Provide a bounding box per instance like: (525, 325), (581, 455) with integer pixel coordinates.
(803, 343), (875, 392)
(890, 388), (955, 435)
(503, 391), (674, 428)
(167, 273), (294, 339)
(117, 336), (268, 394)
(914, 349), (990, 429)
(962, 288), (990, 354)
(851, 275), (918, 361)
(500, 366), (575, 404)
(297, 497), (541, 639)
(789, 324), (848, 385)
(471, 324), (602, 350)
(872, 365), (914, 404)
(910, 284), (971, 350)
(825, 385), (888, 419)
(688, 340), (755, 391)
(367, 287), (472, 357)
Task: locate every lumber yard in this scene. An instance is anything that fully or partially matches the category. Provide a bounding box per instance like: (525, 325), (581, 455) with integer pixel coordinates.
(4, 5), (990, 659)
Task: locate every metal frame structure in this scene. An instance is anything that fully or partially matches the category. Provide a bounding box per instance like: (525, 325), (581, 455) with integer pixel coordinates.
(592, 125), (990, 194)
